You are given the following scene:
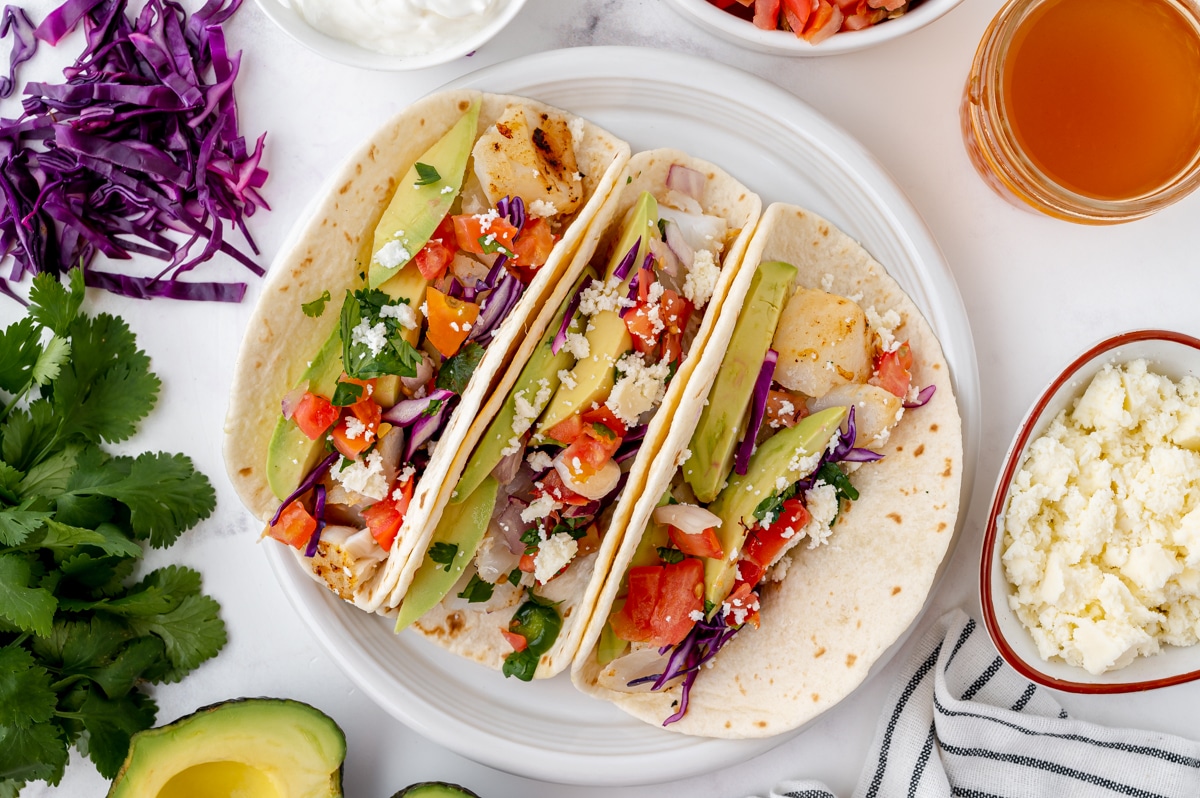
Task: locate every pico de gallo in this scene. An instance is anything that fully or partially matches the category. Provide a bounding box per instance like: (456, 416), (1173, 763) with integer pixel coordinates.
(709, 0), (925, 44)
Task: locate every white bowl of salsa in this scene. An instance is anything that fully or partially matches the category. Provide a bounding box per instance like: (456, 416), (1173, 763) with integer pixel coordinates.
(665, 0), (964, 55)
(255, 0), (527, 70)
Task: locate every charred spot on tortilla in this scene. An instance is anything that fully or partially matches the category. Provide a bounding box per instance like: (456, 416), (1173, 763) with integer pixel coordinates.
(913, 444), (925, 457)
(814, 646), (826, 658)
(887, 513), (902, 524)
(943, 459), (953, 478)
(446, 611), (466, 634)
(845, 654), (857, 667)
(930, 423), (939, 432)
(496, 122), (513, 139)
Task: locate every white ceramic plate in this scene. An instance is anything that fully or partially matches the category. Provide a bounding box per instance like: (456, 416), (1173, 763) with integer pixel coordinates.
(265, 46), (981, 786)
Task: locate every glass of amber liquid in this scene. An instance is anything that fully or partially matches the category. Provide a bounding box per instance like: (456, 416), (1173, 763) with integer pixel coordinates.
(962, 0), (1200, 223)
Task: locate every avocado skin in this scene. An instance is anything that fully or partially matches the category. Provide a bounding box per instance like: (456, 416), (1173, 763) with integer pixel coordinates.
(107, 697), (346, 798)
(391, 782), (482, 798)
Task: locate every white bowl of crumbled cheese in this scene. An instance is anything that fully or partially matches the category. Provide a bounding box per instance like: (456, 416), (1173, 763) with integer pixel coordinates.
(982, 329), (1200, 693)
(256, 0), (527, 70)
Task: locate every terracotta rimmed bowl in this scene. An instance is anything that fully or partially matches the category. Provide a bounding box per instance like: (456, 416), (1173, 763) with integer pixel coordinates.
(981, 329), (1200, 693)
(663, 0), (965, 56)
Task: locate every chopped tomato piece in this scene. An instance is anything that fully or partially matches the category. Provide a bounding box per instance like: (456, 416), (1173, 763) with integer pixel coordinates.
(659, 289), (692, 335)
(801, 0), (843, 43)
(782, 0), (812, 31)
(560, 433), (620, 481)
(501, 629), (528, 652)
(452, 212), (519, 256)
(292, 392), (339, 440)
(623, 302), (659, 355)
(581, 405), (627, 438)
(765, 389), (805, 429)
(735, 558), (765, 591)
(662, 331), (682, 366)
(414, 237), (456, 282)
(425, 287), (480, 358)
(667, 524), (725, 560)
(744, 496), (810, 571)
(538, 469), (591, 506)
(722, 582), (761, 629)
(752, 0), (781, 29)
(267, 501), (317, 550)
(636, 266), (654, 304)
(519, 552), (537, 573)
(872, 341), (913, 398)
(543, 414), (584, 445)
(331, 419), (373, 459)
(511, 216), (556, 268)
(653, 558), (705, 645)
(362, 477), (414, 550)
(609, 566), (662, 642)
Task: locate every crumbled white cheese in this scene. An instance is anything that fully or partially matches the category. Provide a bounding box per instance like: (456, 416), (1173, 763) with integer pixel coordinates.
(578, 277), (633, 316)
(801, 482), (839, 549)
(567, 116), (585, 146)
(865, 305), (903, 353)
(351, 318), (388, 357)
(608, 353), (670, 427)
(786, 448), (822, 479)
(334, 450), (388, 501)
(563, 332), (590, 360)
(343, 416), (370, 442)
(534, 534), (577, 584)
(820, 273), (835, 293)
(440, 185), (454, 194)
(373, 240), (411, 270)
(676, 448), (692, 467)
(557, 368), (577, 390)
(528, 199), (558, 218)
(526, 450), (554, 472)
(520, 492), (557, 524)
(1002, 359), (1200, 675)
(682, 248), (720, 308)
(689, 609), (705, 622)
(502, 379), (553, 457)
(379, 301), (418, 330)
(767, 554), (792, 582)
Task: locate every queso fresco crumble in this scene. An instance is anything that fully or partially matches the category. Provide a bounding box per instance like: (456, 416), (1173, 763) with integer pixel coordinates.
(1002, 359), (1200, 675)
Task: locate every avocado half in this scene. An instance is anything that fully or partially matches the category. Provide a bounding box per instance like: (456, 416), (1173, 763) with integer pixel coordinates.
(392, 782), (482, 798)
(107, 698), (346, 798)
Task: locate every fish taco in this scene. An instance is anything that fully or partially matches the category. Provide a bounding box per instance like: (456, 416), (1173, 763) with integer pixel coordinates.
(571, 203), (963, 736)
(388, 149), (763, 680)
(224, 90), (630, 611)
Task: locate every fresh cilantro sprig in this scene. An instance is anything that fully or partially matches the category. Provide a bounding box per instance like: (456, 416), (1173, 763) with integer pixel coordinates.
(428, 542), (458, 572)
(413, 162), (441, 186)
(435, 342), (484, 395)
(0, 272), (224, 794)
(339, 289), (422, 380)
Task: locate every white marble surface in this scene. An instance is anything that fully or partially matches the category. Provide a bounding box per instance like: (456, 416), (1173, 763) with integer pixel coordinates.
(14, 0), (1200, 795)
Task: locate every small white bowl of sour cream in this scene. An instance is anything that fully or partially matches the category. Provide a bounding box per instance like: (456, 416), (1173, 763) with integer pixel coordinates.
(255, 0), (527, 71)
(981, 329), (1200, 693)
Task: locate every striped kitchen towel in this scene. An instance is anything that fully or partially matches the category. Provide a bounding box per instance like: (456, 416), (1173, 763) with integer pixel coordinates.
(758, 609), (1200, 798)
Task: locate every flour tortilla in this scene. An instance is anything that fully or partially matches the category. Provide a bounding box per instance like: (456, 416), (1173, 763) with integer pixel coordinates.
(393, 149), (763, 678)
(223, 90), (630, 612)
(571, 203), (963, 736)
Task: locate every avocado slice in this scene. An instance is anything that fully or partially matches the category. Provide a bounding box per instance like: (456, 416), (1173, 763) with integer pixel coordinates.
(684, 260), (798, 504)
(394, 475), (500, 632)
(454, 266), (597, 503)
(107, 698), (345, 798)
(535, 192), (658, 435)
(703, 406), (847, 607)
(265, 325), (344, 501)
(391, 782), (481, 798)
(368, 98), (480, 290)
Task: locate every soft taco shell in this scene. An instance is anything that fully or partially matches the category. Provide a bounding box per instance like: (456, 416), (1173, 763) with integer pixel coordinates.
(391, 149), (763, 679)
(223, 90), (630, 611)
(571, 203), (963, 737)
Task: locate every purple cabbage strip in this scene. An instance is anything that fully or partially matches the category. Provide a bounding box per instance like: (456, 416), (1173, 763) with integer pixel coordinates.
(381, 388), (456, 427)
(446, 277), (464, 299)
(2, 0), (266, 303)
(611, 238), (640, 281)
(269, 451), (338, 527)
(619, 268), (640, 318)
(469, 270), (521, 345)
(551, 275), (593, 355)
(404, 393), (457, 461)
(0, 7), (37, 99)
(794, 406), (884, 494)
(904, 383), (936, 409)
(733, 349), (778, 476)
(303, 483), (327, 558)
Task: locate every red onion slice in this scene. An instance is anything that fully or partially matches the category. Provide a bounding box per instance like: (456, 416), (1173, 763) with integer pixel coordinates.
(666, 163), (706, 202)
(382, 388), (456, 427)
(733, 349), (779, 476)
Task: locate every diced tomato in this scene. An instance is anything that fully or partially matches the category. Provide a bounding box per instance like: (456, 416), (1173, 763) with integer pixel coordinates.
(752, 0), (781, 29)
(452, 212), (519, 256)
(538, 469), (591, 506)
(362, 477), (414, 550)
(802, 0), (843, 43)
(661, 331), (682, 366)
(425, 287), (480, 358)
(743, 496), (810, 571)
(501, 629), (528, 652)
(624, 303), (658, 356)
(722, 582), (761, 629)
(653, 558), (705, 645)
(609, 566), (662, 642)
(331, 419), (373, 459)
(707, 0), (738, 7)
(519, 552), (537, 573)
(765, 389), (805, 429)
(636, 266), (654, 304)
(292, 392), (339, 440)
(873, 341), (914, 398)
(560, 433), (620, 481)
(659, 289), (692, 335)
(736, 558), (765, 591)
(781, 0), (812, 31)
(413, 237), (456, 282)
(581, 405), (627, 438)
(543, 414), (584, 445)
(667, 524), (725, 560)
(511, 217), (556, 268)
(267, 501), (317, 550)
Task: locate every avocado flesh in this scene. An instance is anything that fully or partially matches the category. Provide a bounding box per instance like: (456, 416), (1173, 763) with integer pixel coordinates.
(266, 325), (344, 501)
(454, 266), (597, 503)
(394, 475), (500, 632)
(379, 264), (431, 348)
(107, 698), (345, 798)
(703, 406), (847, 607)
(685, 260), (798, 504)
(391, 783), (482, 798)
(368, 97), (480, 290)
(534, 192), (657, 435)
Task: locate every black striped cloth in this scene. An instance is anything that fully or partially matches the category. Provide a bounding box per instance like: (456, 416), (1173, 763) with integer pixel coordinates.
(754, 610), (1200, 798)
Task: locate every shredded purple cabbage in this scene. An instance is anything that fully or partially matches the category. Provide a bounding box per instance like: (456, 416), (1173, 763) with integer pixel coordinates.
(303, 483), (327, 557)
(0, 0), (267, 302)
(733, 349), (778, 476)
(381, 388), (456, 427)
(611, 238), (640, 281)
(619, 268), (640, 318)
(551, 275), (592, 355)
(269, 451), (338, 527)
(0, 7), (36, 99)
(469, 270), (521, 345)
(904, 383), (936, 409)
(404, 393), (456, 461)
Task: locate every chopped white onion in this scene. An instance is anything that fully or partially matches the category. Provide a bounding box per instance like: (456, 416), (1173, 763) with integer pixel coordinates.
(281, 383), (308, 420)
(402, 352), (434, 393)
(653, 503), (722, 535)
(554, 457), (621, 501)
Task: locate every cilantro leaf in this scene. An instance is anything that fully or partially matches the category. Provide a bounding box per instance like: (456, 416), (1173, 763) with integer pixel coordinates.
(657, 546), (685, 564)
(37, 520), (142, 559)
(1, 400), (58, 472)
(816, 462), (859, 503)
(31, 337), (70, 388)
(0, 318), (42, 395)
(16, 443), (80, 500)
(0, 719), (69, 788)
(0, 554), (57, 636)
(428, 542), (458, 572)
(0, 463), (22, 504)
(67, 452), (215, 548)
(330, 380), (362, 407)
(507, 568), (523, 587)
(126, 567), (225, 680)
(54, 553), (137, 598)
(28, 270), (84, 337)
(75, 687), (157, 778)
(413, 162), (441, 186)
(0, 647), (56, 730)
(456, 573), (494, 603)
(502, 648), (538, 681)
(339, 290), (421, 380)
(86, 637), (166, 701)
(436, 342), (485, 395)
(0, 499), (51, 546)
(301, 289), (332, 318)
